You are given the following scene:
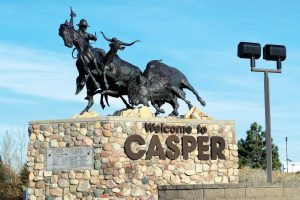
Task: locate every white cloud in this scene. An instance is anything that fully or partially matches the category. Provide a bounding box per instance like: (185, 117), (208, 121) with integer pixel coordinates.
(0, 42), (129, 111)
(0, 97), (37, 105)
(0, 42), (80, 101)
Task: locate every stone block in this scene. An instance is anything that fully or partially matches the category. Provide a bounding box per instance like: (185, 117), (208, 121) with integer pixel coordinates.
(50, 188), (63, 197)
(266, 187), (283, 197)
(246, 187), (266, 198)
(283, 187), (300, 198)
(224, 188), (246, 198)
(204, 189), (225, 198)
(77, 180), (91, 192)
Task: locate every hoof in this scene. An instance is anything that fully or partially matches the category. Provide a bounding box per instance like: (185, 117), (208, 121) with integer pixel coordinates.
(75, 89), (80, 95)
(201, 100), (206, 106)
(126, 105), (133, 109)
(158, 109), (165, 113)
(169, 111), (179, 117)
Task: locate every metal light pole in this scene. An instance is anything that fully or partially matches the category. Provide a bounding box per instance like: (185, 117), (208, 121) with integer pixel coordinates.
(238, 42), (286, 183)
(251, 66), (281, 183)
(286, 137), (288, 173)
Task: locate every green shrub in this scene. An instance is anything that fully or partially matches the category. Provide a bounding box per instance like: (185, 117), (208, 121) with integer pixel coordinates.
(0, 182), (23, 200)
(0, 159), (26, 200)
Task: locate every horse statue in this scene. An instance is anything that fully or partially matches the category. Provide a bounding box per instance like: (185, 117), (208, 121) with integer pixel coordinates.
(58, 8), (141, 114)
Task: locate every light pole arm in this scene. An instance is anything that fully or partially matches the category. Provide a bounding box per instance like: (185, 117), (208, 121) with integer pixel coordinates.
(251, 68), (281, 73)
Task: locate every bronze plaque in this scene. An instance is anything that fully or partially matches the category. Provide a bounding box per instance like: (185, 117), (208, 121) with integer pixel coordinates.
(45, 147), (93, 171)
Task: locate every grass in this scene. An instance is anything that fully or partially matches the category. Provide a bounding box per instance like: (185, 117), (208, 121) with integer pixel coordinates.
(239, 166), (300, 183)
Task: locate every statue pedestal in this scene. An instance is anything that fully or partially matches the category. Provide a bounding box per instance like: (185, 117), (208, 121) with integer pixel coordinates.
(27, 116), (238, 200)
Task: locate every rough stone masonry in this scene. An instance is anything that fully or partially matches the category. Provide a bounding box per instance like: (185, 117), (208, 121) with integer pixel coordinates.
(27, 116), (238, 200)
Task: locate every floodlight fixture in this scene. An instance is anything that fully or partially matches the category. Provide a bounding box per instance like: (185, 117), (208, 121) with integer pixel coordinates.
(237, 40), (287, 183)
(238, 42), (261, 68)
(263, 44), (286, 70)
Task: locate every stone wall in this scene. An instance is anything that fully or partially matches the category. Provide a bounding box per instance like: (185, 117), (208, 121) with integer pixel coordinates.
(158, 183), (300, 200)
(27, 116), (237, 200)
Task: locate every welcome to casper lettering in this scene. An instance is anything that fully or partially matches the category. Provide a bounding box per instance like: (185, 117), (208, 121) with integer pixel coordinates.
(124, 123), (226, 160)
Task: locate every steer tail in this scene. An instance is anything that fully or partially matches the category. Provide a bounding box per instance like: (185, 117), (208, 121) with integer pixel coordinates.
(182, 80), (206, 107)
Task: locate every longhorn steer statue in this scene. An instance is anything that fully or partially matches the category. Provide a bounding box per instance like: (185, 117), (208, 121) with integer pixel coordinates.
(128, 60), (206, 116)
(100, 31), (140, 90)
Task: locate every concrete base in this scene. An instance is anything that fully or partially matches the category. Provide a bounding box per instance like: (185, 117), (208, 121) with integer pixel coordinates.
(158, 183), (300, 200)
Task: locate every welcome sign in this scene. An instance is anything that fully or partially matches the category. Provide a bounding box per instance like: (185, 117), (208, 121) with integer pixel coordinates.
(124, 123), (226, 160)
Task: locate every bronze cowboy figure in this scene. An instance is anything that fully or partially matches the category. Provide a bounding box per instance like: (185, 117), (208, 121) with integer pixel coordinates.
(76, 19), (97, 44)
(59, 8), (141, 114)
(68, 7), (104, 95)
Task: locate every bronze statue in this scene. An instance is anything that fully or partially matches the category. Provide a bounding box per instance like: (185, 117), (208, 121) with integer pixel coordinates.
(128, 60), (206, 116)
(59, 8), (103, 95)
(76, 19), (97, 43)
(58, 8), (206, 116)
(91, 32), (141, 111)
(100, 32), (140, 89)
(59, 8), (141, 114)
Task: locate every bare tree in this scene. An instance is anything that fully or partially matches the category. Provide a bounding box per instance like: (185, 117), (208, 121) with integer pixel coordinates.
(15, 127), (27, 171)
(1, 127), (28, 173)
(2, 131), (15, 168)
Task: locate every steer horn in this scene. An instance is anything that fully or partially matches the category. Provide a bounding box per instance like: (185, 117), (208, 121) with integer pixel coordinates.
(100, 31), (112, 42)
(121, 40), (140, 46)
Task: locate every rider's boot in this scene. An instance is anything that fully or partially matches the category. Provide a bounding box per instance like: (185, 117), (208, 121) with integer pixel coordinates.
(75, 76), (86, 95)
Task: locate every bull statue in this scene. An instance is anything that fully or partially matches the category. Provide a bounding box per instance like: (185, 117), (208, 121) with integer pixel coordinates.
(128, 60), (206, 116)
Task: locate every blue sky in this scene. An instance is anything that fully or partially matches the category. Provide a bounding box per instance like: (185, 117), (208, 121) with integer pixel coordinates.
(0, 0), (299, 164)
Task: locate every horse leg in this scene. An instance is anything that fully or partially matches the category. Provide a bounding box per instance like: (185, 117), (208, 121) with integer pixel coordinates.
(100, 95), (105, 109)
(89, 49), (102, 76)
(75, 60), (86, 95)
(80, 92), (94, 115)
(104, 94), (110, 107)
(182, 80), (206, 106)
(81, 55), (100, 89)
(99, 94), (110, 109)
(86, 67), (100, 89)
(120, 96), (132, 109)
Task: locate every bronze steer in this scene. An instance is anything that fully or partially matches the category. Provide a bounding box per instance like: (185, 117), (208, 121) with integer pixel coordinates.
(128, 60), (206, 116)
